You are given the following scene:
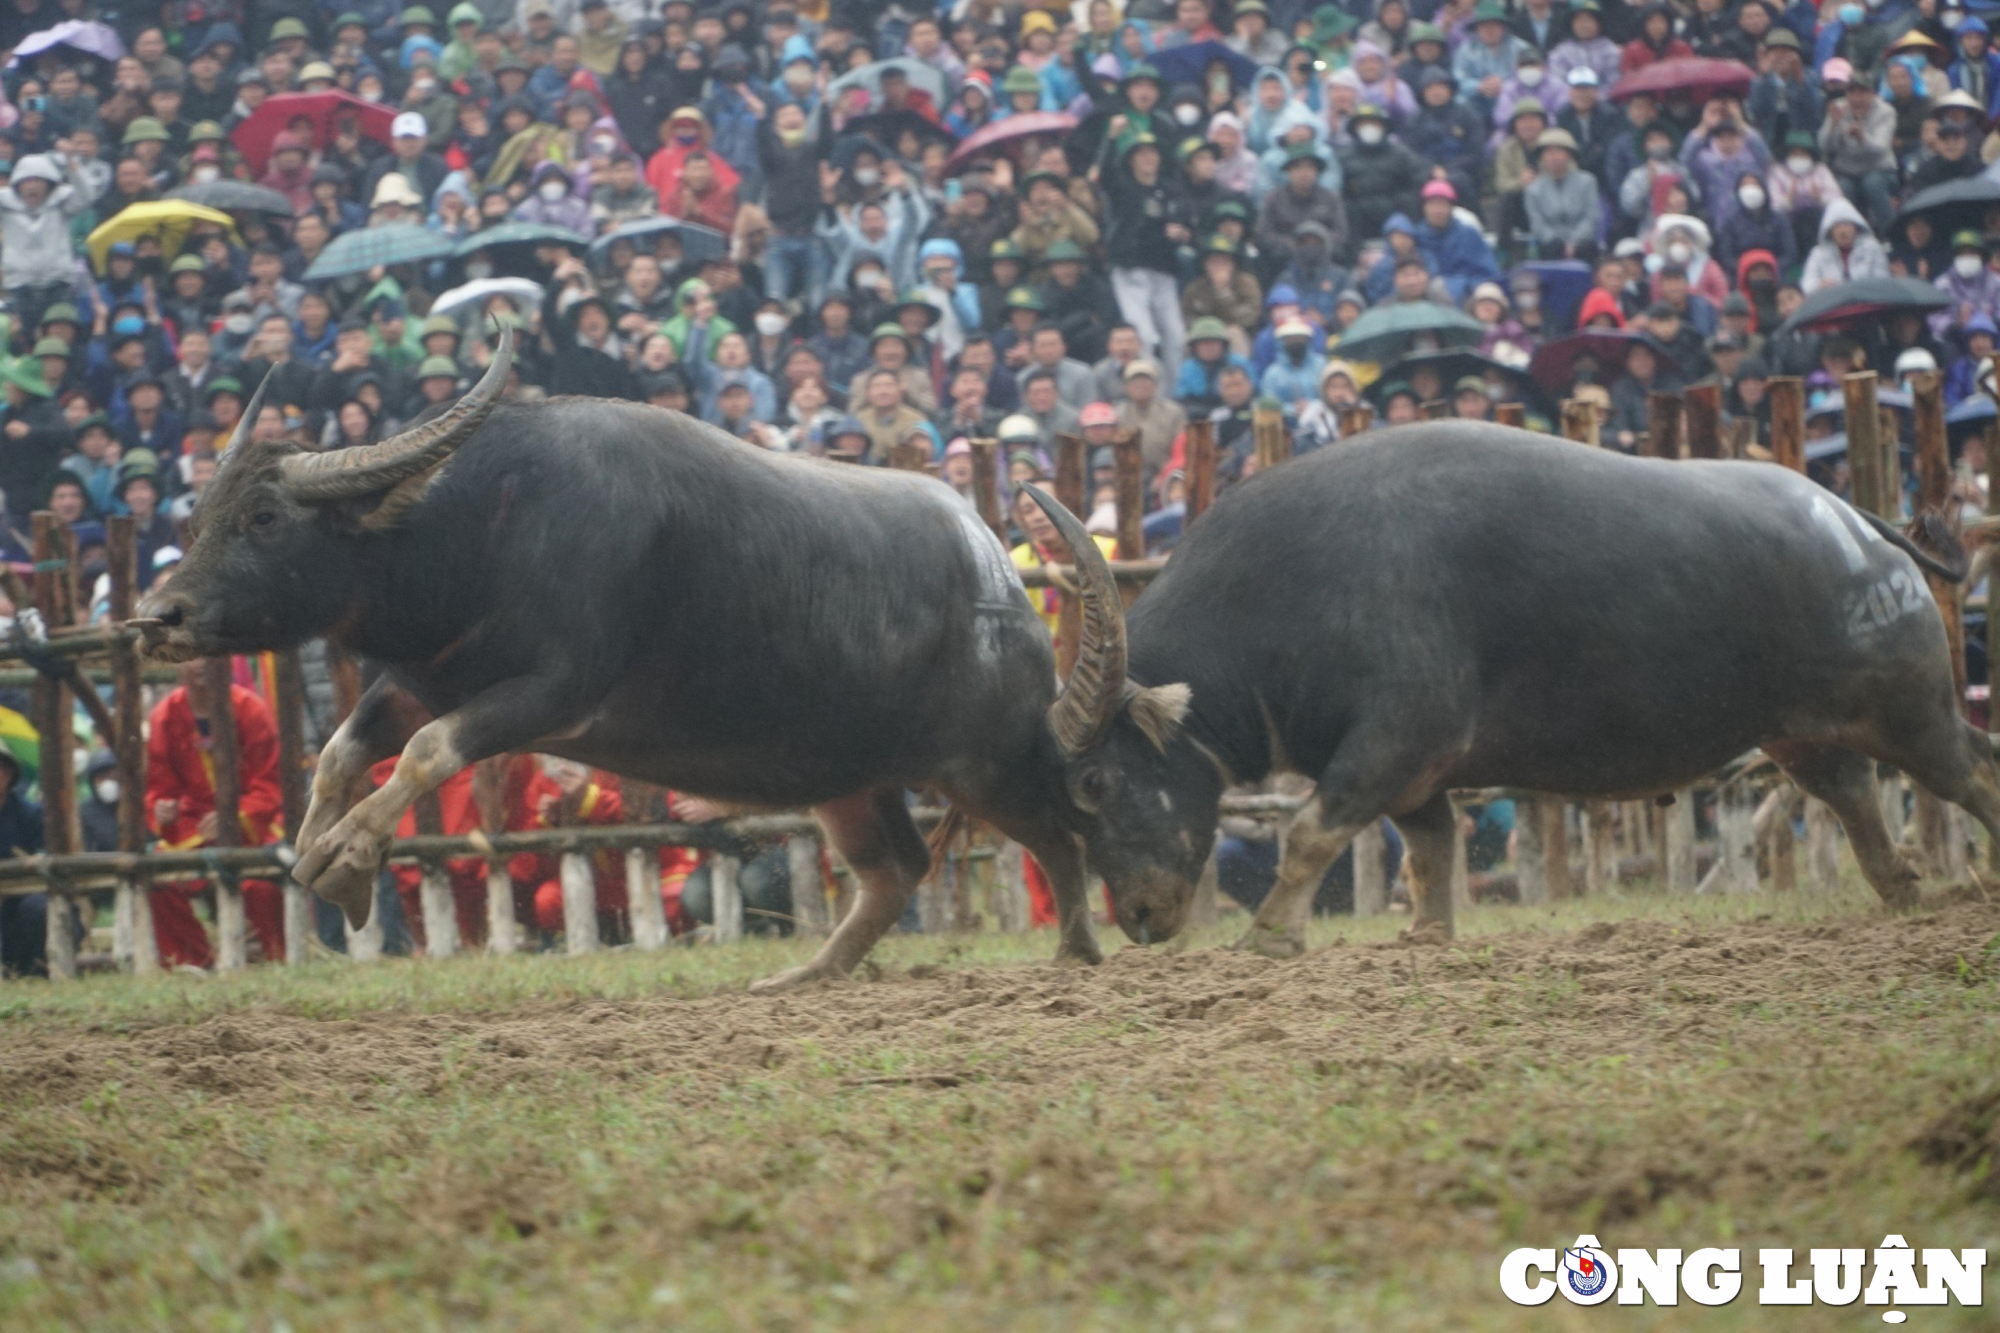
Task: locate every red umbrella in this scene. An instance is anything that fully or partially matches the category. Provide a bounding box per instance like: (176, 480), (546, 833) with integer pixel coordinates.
(231, 91), (398, 175)
(1528, 330), (1665, 395)
(1608, 57), (1754, 104)
(945, 112), (1078, 176)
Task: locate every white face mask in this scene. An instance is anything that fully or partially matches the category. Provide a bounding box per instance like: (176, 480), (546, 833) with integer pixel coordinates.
(539, 180), (566, 202)
(755, 311), (789, 336)
(1357, 123), (1385, 145)
(590, 136), (616, 156)
(1944, 9), (1966, 28)
(1666, 242), (1692, 266)
(464, 259), (493, 280)
(192, 164), (220, 183)
(1518, 66), (1544, 86)
(1786, 155), (1812, 175)
(94, 778), (119, 805)
(1957, 254), (1984, 279)
(853, 166), (881, 187)
(225, 313), (254, 335)
(1175, 104), (1201, 126)
(1737, 184), (1765, 210)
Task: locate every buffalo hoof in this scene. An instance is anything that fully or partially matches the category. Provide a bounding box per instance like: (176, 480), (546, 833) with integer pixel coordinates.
(1231, 925), (1306, 959)
(1054, 935), (1104, 967)
(1398, 920), (1453, 946)
(748, 963), (842, 993)
(293, 820), (388, 928)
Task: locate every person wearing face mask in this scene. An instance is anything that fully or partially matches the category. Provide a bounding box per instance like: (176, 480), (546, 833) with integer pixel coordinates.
(1928, 231), (2000, 340)
(1948, 16), (2000, 116)
(1334, 104), (1423, 246)
(1716, 170), (1796, 276)
(1257, 319), (1326, 420)
(1800, 196), (1890, 294)
(1492, 48), (1553, 131)
(1816, 61), (1899, 232)
(79, 750), (121, 854)
(1814, 0), (1894, 77)
(758, 100), (830, 307)
(1747, 29), (1824, 149)
(511, 160), (594, 232)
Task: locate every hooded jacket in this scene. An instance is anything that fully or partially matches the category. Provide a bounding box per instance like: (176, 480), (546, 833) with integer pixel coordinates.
(1800, 197), (1890, 294)
(0, 154), (101, 288)
(512, 161), (594, 232)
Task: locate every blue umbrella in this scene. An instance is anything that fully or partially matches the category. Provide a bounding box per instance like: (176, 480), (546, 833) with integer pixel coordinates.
(1149, 40), (1259, 92)
(589, 216), (730, 268)
(1507, 260), (1592, 332)
(1948, 393), (1995, 446)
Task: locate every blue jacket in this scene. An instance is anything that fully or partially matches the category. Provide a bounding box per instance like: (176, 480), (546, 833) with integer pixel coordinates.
(1259, 349), (1326, 412)
(1175, 352), (1251, 404)
(702, 80), (770, 199)
(1948, 50), (2000, 117)
(1413, 218), (1499, 304)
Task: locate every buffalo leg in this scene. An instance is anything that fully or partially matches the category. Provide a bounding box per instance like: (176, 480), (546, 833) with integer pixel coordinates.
(294, 675), (592, 927)
(1233, 791), (1368, 959)
(748, 787), (930, 992)
(1763, 741), (1919, 909)
(1390, 791), (1458, 944)
(295, 675), (428, 863)
(1871, 718), (2000, 877)
(964, 796), (1102, 965)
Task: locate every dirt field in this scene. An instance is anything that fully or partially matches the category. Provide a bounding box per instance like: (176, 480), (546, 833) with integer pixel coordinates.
(2, 883), (1998, 1330)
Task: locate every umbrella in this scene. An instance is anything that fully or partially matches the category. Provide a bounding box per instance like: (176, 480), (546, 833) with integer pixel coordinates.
(86, 201), (240, 270)
(1148, 39), (1260, 92)
(1608, 56), (1754, 103)
(842, 109), (955, 152)
(1371, 348), (1550, 412)
(7, 20), (123, 68)
(1892, 176), (2000, 237)
(454, 222), (592, 259)
(429, 276), (546, 319)
(588, 215), (729, 268)
(946, 112), (1079, 175)
(1505, 260), (1592, 332)
(302, 224), (456, 281)
(166, 180), (297, 216)
(827, 58), (950, 110)
(1774, 277), (1951, 337)
(1949, 394), (1996, 446)
(1528, 330), (1662, 394)
(1332, 302), (1486, 364)
(231, 91), (398, 175)
(0, 707), (38, 777)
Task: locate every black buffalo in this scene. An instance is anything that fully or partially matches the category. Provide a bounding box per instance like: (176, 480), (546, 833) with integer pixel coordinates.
(1026, 422), (2000, 955)
(139, 332), (1130, 987)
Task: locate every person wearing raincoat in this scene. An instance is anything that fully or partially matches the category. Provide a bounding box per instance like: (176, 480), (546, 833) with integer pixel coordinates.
(512, 160), (594, 233)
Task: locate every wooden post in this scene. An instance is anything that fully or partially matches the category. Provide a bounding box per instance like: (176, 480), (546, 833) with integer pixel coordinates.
(1683, 382), (1723, 459)
(1716, 782), (1759, 893)
(202, 655), (247, 970)
(992, 840), (1030, 933)
(1186, 417), (1217, 521)
(1422, 399), (1451, 421)
(887, 435), (929, 472)
(1768, 377), (1806, 473)
(1352, 821), (1387, 915)
(969, 438), (1004, 543)
(1911, 369), (1969, 878)
(271, 649), (316, 963)
(1561, 399), (1600, 448)
(1053, 432), (1088, 679)
(104, 515), (157, 974)
(1252, 404), (1291, 471)
(1543, 800), (1574, 900)
(1844, 371), (1886, 517)
(1881, 405), (1904, 515)
(1494, 402), (1525, 428)
(619, 781), (668, 951)
(1805, 799), (1841, 892)
(411, 791), (459, 958)
(559, 850), (599, 953)
(319, 643), (380, 961)
(1338, 404), (1374, 439)
(1643, 391), (1682, 460)
(1765, 785), (1798, 893)
(787, 833), (829, 936)
(1583, 801), (1615, 894)
(471, 757), (518, 955)
(710, 853), (743, 943)
(1112, 429), (1145, 564)
(1664, 793), (1696, 893)
(1450, 801), (1471, 909)
(1515, 796), (1548, 905)
(31, 516), (78, 979)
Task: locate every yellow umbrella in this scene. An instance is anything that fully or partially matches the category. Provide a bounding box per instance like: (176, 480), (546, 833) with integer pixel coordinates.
(86, 200), (241, 272)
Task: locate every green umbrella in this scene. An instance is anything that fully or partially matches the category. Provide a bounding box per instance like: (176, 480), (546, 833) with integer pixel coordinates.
(1333, 301), (1487, 364)
(453, 221), (592, 258)
(302, 223), (457, 281)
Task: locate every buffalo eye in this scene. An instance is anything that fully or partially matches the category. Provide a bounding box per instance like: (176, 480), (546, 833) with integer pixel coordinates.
(251, 511), (277, 528)
(1071, 766), (1108, 813)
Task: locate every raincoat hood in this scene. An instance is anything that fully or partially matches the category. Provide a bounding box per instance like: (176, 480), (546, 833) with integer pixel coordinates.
(1817, 196), (1872, 242)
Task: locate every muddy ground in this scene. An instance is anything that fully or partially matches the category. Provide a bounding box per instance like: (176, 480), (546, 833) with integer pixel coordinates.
(2, 892), (1999, 1329)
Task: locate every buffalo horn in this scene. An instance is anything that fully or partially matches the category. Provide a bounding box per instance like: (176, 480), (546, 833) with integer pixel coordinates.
(1019, 483), (1127, 756)
(280, 325), (515, 501)
(218, 362), (275, 463)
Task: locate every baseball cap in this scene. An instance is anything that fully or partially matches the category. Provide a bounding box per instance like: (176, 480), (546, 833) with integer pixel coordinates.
(1079, 402), (1118, 428)
(1566, 67), (1599, 87)
(1123, 359), (1160, 380)
(392, 111), (428, 138)
(1421, 180), (1457, 201)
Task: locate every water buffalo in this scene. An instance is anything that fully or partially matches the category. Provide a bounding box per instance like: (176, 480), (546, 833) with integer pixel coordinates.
(1024, 421), (2000, 956)
(138, 332), (1124, 988)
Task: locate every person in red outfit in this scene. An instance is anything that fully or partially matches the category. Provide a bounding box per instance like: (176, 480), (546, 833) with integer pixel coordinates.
(527, 758), (635, 941)
(381, 755), (556, 950)
(145, 661), (286, 968)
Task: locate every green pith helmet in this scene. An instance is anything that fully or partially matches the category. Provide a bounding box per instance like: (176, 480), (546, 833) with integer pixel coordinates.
(418, 355), (460, 379)
(1186, 316), (1230, 344)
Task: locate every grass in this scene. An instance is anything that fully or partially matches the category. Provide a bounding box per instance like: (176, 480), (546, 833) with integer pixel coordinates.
(2, 879), (1998, 1330)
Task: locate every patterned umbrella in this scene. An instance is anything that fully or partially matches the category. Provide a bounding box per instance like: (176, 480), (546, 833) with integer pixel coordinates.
(166, 181), (297, 216)
(303, 224), (456, 281)
(454, 222), (592, 258)
(589, 216), (730, 268)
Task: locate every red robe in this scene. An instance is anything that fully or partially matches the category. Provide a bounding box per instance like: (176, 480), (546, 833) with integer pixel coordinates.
(144, 683), (287, 967)
(380, 755), (558, 949)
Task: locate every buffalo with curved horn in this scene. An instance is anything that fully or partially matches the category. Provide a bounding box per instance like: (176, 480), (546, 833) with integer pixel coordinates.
(138, 328), (1133, 985)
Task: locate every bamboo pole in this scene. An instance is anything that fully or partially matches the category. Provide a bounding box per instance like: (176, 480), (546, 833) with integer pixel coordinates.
(711, 854), (743, 943)
(1338, 404), (1374, 439)
(31, 517), (77, 980)
(1186, 417), (1217, 521)
(622, 780), (668, 950)
(412, 791), (459, 958)
(202, 655), (247, 970)
(1768, 377), (1805, 472)
(1422, 399), (1451, 421)
(104, 516), (157, 975)
(271, 649), (316, 963)
(787, 833), (829, 936)
(1911, 370), (1970, 878)
(321, 643), (379, 961)
(559, 850), (599, 953)
(1844, 371), (1886, 516)
(969, 438), (1004, 543)
(1112, 429), (1145, 564)
(1352, 821), (1387, 915)
(1494, 402), (1525, 428)
(1561, 398), (1600, 448)
(471, 757), (518, 955)
(1644, 391), (1682, 460)
(1252, 404), (1291, 471)
(1515, 793), (1547, 905)
(1682, 382), (1723, 459)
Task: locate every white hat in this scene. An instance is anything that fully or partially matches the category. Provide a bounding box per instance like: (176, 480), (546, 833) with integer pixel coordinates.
(1275, 318), (1313, 340)
(1895, 347), (1938, 376)
(391, 110), (428, 139)
(372, 173), (422, 207)
(1566, 66), (1599, 87)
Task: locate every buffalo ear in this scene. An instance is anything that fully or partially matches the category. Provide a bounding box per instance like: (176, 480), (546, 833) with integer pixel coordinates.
(1125, 682), (1192, 753)
(353, 460), (448, 532)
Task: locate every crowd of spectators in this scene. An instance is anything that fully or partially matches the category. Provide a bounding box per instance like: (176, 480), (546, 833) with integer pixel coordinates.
(3, 0), (2000, 969)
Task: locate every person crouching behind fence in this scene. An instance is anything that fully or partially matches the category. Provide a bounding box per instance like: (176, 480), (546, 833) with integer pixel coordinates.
(526, 759), (635, 946)
(378, 754), (558, 951)
(145, 660), (286, 968)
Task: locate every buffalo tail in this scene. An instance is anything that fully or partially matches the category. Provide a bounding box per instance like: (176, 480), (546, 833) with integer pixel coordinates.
(1859, 510), (1968, 583)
